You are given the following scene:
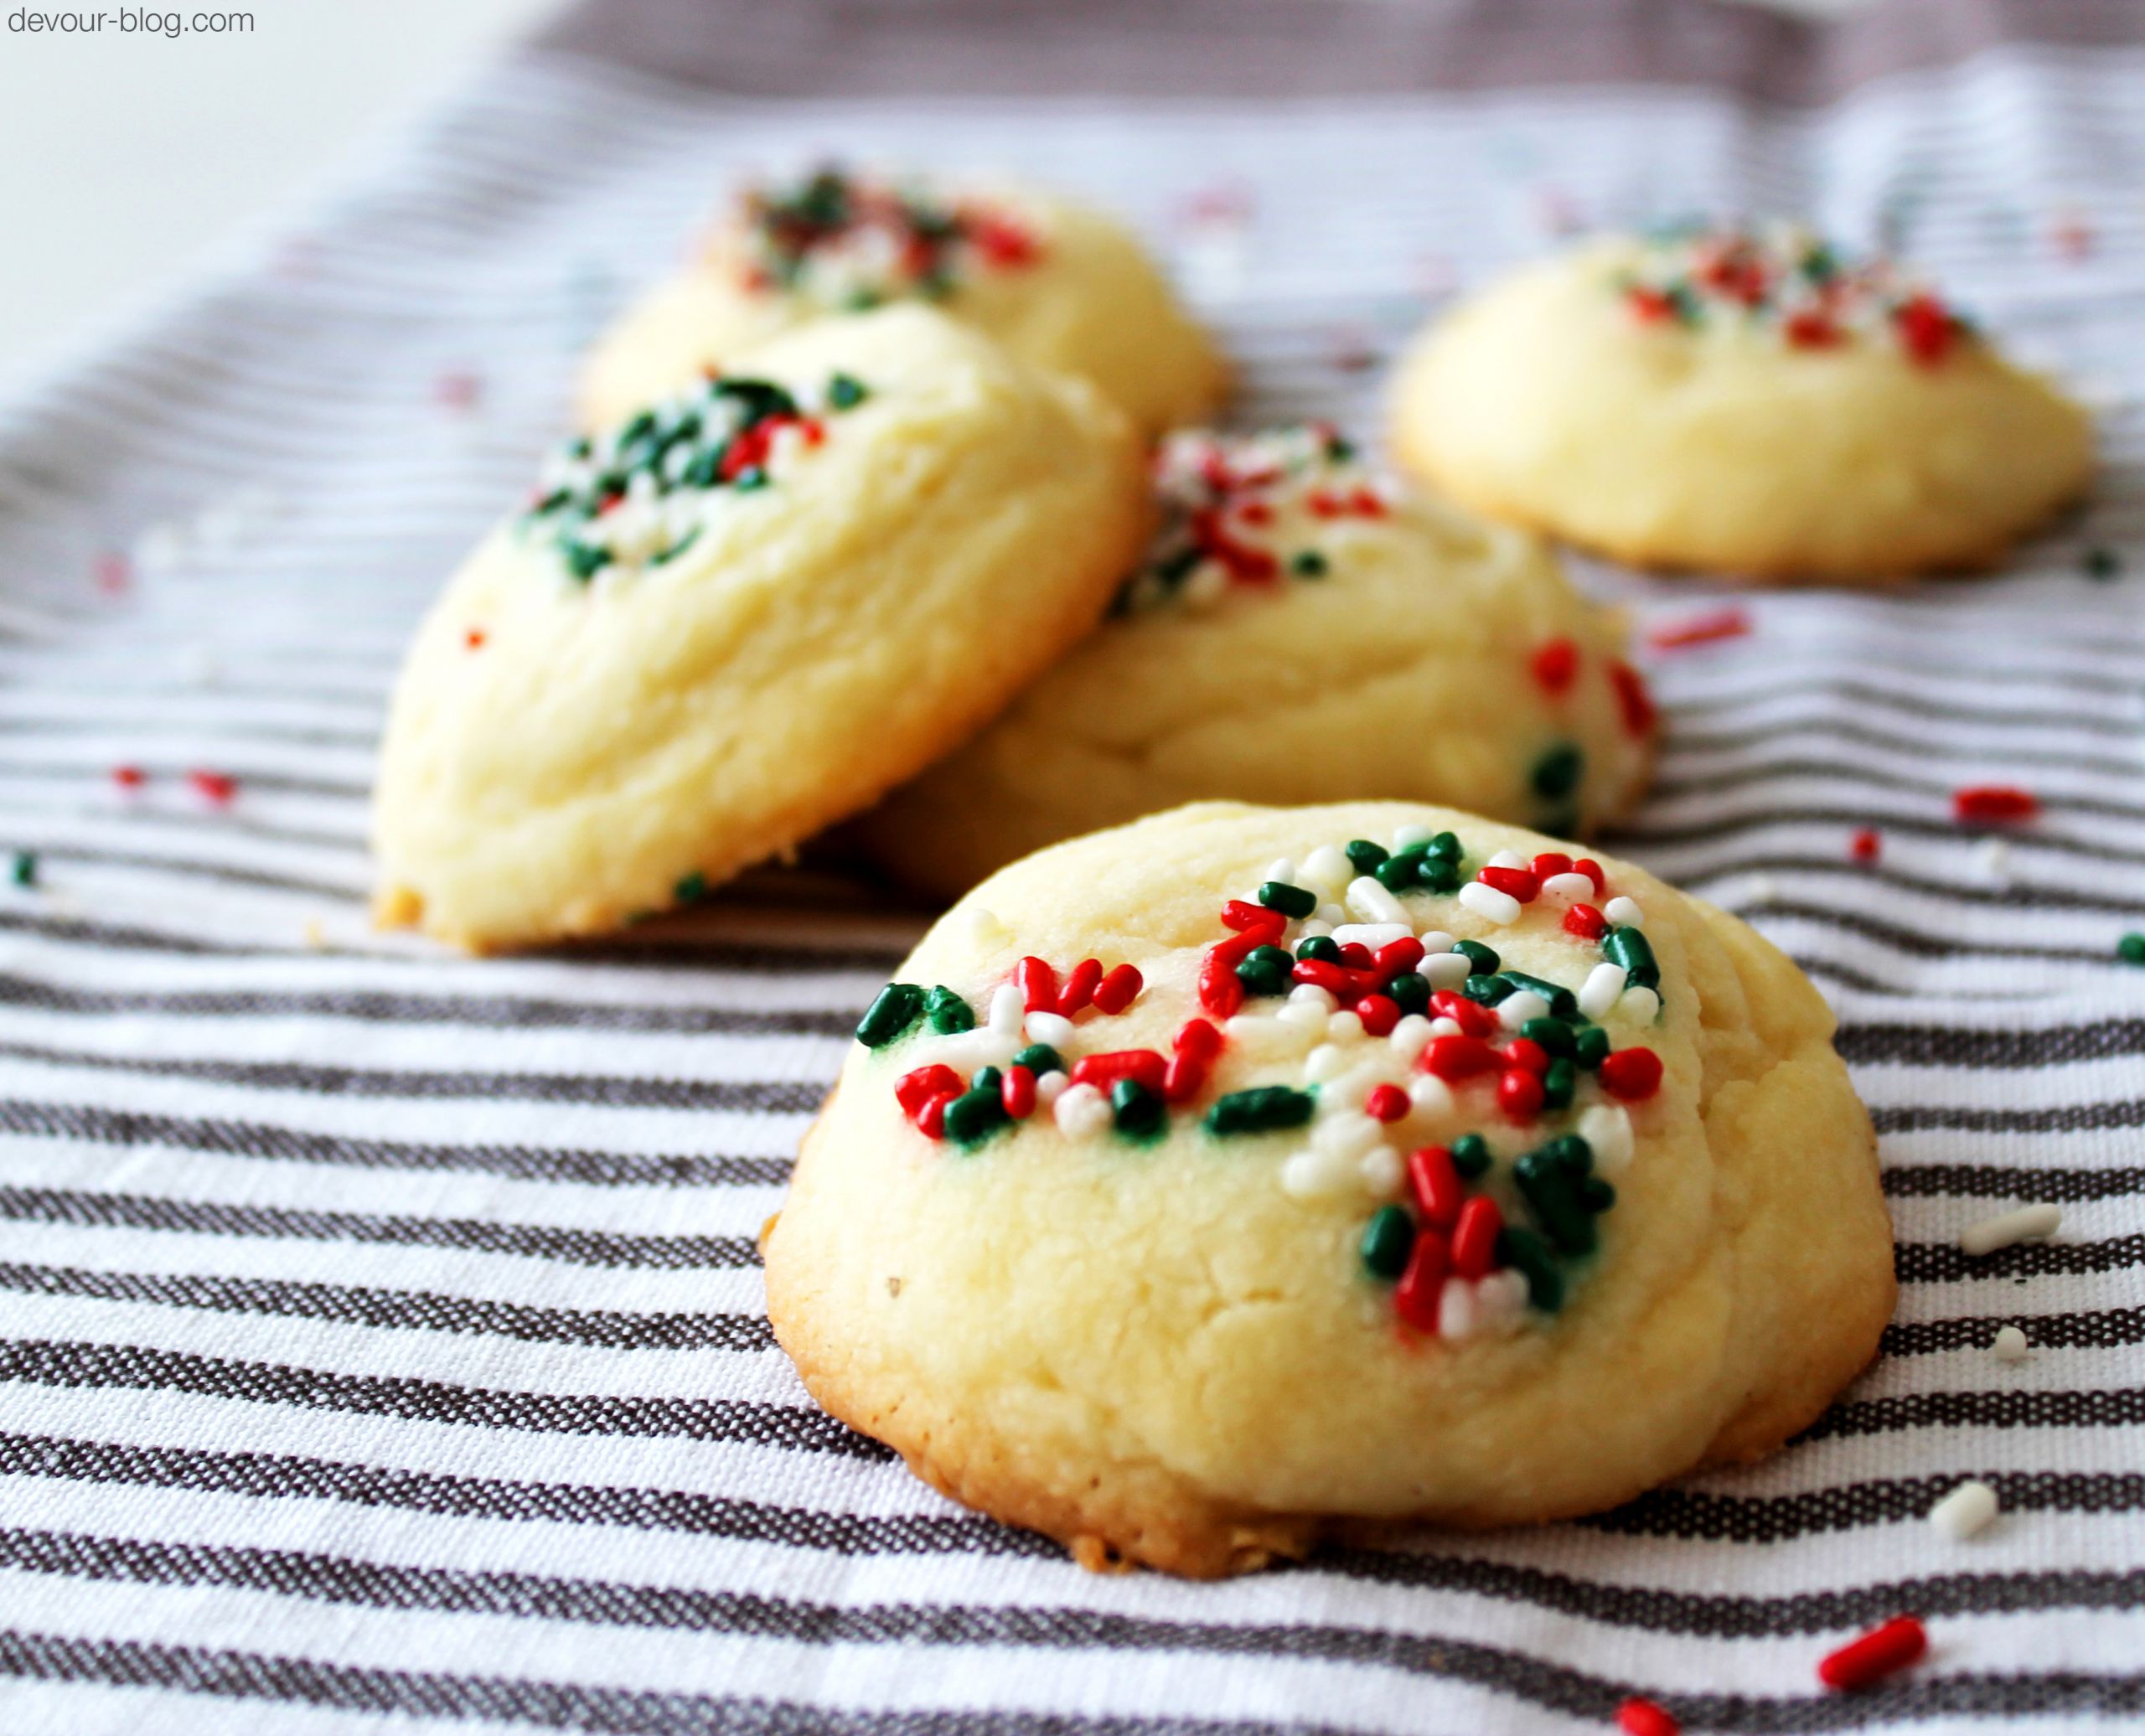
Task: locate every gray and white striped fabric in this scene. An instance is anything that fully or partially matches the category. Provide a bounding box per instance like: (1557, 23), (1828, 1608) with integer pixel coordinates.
(2, 2), (2142, 1728)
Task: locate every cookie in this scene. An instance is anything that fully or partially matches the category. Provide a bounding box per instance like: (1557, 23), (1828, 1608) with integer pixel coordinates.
(1389, 224), (2092, 581)
(764, 799), (1894, 1578)
(581, 164), (1228, 438)
(372, 306), (1148, 951)
(856, 427), (1657, 900)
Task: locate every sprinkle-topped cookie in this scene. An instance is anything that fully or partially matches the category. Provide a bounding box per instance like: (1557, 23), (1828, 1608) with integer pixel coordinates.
(1617, 221), (1968, 363)
(1118, 426), (1389, 612)
(737, 165), (1042, 309)
(522, 371), (867, 581)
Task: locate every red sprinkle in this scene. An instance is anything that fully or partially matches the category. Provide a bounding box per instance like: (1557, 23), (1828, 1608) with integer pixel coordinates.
(1429, 992), (1498, 1038)
(1000, 1065), (1037, 1120)
(1609, 660), (1657, 737)
(1198, 950), (1246, 1019)
(1365, 1082), (1410, 1124)
(1451, 1196), (1503, 1279)
(1617, 1697), (1681, 1736)
(111, 765), (146, 790)
(1393, 1227), (1450, 1333)
(1162, 1052), (1208, 1105)
(1599, 1047), (1664, 1101)
(895, 1064), (964, 1119)
(1408, 1145), (1465, 1227)
(1478, 865), (1538, 903)
(1784, 310), (1840, 349)
(1564, 902), (1610, 942)
(1530, 638), (1579, 695)
(188, 770), (238, 805)
(1574, 858), (1606, 895)
(1423, 1035), (1500, 1080)
(1071, 1050), (1167, 1094)
(1498, 1068), (1546, 1121)
(1057, 958), (1104, 1015)
(1818, 1616), (1928, 1692)
(1647, 608), (1750, 652)
(1374, 937), (1424, 979)
(1895, 294), (1956, 366)
(1532, 851), (1572, 880)
(1337, 941), (1376, 971)
(1221, 899), (1281, 932)
(1952, 785), (2039, 826)
(1503, 1037), (1550, 1076)
(1015, 957), (1059, 1014)
(1174, 1018), (1224, 1063)
(464, 628), (487, 650)
(93, 551), (132, 597)
(1626, 285), (1676, 323)
(915, 1090), (959, 1140)
(1850, 827), (1882, 864)
(1356, 995), (1402, 1038)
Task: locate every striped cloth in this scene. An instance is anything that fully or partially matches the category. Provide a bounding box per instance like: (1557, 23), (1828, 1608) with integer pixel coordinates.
(2, 2), (2142, 1728)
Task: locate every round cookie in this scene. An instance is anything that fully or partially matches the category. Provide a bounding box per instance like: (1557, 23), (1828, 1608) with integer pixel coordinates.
(581, 164), (1228, 438)
(765, 799), (1895, 1578)
(373, 306), (1147, 951)
(856, 426), (1657, 900)
(1389, 223), (2093, 582)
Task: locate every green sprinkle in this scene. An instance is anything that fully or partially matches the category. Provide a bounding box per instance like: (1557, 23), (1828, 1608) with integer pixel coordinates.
(562, 541), (612, 581)
(1290, 550), (1329, 577)
(8, 850), (34, 888)
(856, 983), (924, 1048)
(1011, 1043), (1062, 1076)
(1235, 944), (1294, 997)
(943, 1082), (1009, 1146)
(1499, 970), (1579, 1020)
(1460, 973), (1513, 1006)
(673, 871), (708, 905)
(1360, 1204), (1415, 1280)
(1450, 1133), (1491, 1179)
(1326, 434), (1356, 462)
(1496, 1225), (1565, 1310)
(1601, 927), (1661, 991)
(827, 373), (868, 410)
(1204, 1086), (1316, 1137)
(1295, 935), (1342, 965)
(1520, 1016), (1574, 1058)
(1386, 972), (1430, 1015)
(1427, 831), (1463, 860)
(1111, 1077), (1165, 1137)
(1582, 1176), (1616, 1212)
(731, 467), (769, 492)
(2085, 545), (2121, 580)
(1259, 881), (1318, 919)
(2119, 933), (2145, 966)
(1416, 856), (1463, 894)
(1454, 939), (1501, 975)
(651, 526), (703, 566)
(1375, 850), (1424, 893)
(1543, 1134), (1594, 1173)
(1574, 1026), (1611, 1070)
(1516, 1141), (1601, 1255)
(1542, 1057), (1577, 1112)
(924, 985), (975, 1035)
(1532, 741), (1585, 802)
(1344, 839), (1389, 875)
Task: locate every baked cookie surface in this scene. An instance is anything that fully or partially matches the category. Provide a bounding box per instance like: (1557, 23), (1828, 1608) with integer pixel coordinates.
(581, 166), (1227, 437)
(764, 800), (1894, 1577)
(856, 427), (1657, 900)
(1389, 225), (2093, 581)
(372, 306), (1147, 951)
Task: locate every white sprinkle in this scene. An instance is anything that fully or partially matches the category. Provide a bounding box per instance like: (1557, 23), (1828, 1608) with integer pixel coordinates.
(1304, 1043), (1350, 1083)
(1389, 1014), (1434, 1055)
(1280, 1147), (1356, 1198)
(1927, 1480), (2000, 1542)
(987, 984), (1025, 1035)
(1408, 1075), (1455, 1119)
(1181, 564), (1229, 609)
(1333, 922), (1410, 952)
(1744, 873), (1779, 902)
(1326, 1010), (1367, 1044)
(1991, 1325), (2030, 1364)
(1458, 881), (1522, 925)
(1975, 837), (2013, 884)
(1346, 876), (1408, 926)
(1605, 896), (1644, 927)
(1428, 1016), (1464, 1038)
(1960, 1204), (2061, 1256)
(1392, 824), (1435, 850)
(1052, 1082), (1111, 1139)
(1226, 1015), (1309, 1057)
(1436, 1277), (1476, 1340)
(1487, 848), (1528, 870)
(1417, 929), (1455, 954)
(1578, 961), (1629, 1020)
(1297, 918), (1334, 940)
(1316, 903), (1347, 927)
(1424, 952), (1473, 989)
(932, 1029), (1020, 1072)
(1034, 1069), (1069, 1107)
(1620, 986), (1662, 1025)
(1475, 1270), (1529, 1331)
(1262, 858), (1298, 887)
(1358, 1146), (1405, 1196)
(1024, 1010), (1076, 1050)
(1539, 871), (1595, 905)
(1300, 845), (1352, 896)
(1575, 1104), (1635, 1177)
(1498, 989), (1551, 1030)
(959, 905), (1006, 946)
(1288, 983), (1339, 1015)
(1314, 1112), (1384, 1160)
(1277, 999), (1333, 1036)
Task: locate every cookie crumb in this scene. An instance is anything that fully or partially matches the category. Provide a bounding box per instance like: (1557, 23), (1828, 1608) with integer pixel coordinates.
(886, 1277), (902, 1298)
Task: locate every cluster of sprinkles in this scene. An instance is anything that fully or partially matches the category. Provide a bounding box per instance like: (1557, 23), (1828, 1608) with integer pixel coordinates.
(735, 166), (1041, 307)
(1115, 426), (1388, 613)
(1527, 633), (1654, 833)
(856, 822), (1673, 1336)
(1610, 1612), (1933, 1730)
(519, 370), (868, 584)
(1616, 223), (1970, 364)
